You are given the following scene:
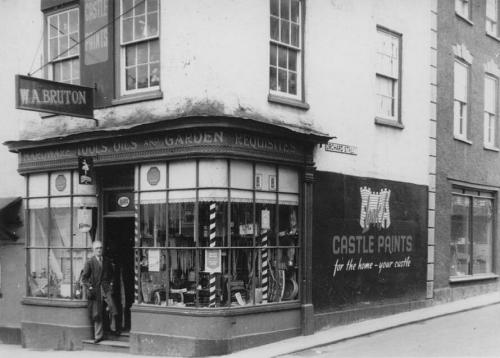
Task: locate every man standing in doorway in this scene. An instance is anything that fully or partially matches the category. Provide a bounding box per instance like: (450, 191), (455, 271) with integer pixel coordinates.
(82, 240), (117, 343)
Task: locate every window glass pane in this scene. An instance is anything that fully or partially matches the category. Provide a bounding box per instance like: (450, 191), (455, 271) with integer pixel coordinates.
(281, 0), (290, 20)
(147, 13), (158, 37)
(280, 19), (290, 44)
(54, 62), (62, 82)
(278, 204), (298, 263)
(278, 46), (287, 68)
(59, 35), (69, 58)
(140, 248), (169, 304)
(454, 61), (468, 102)
(61, 60), (70, 82)
(72, 58), (80, 83)
(69, 9), (79, 33)
(30, 209), (49, 247)
(123, 0), (134, 15)
(137, 63), (147, 88)
(122, 18), (133, 43)
(485, 76), (497, 113)
(472, 198), (493, 274)
(270, 43), (277, 66)
(168, 202), (195, 247)
(50, 39), (58, 61)
(289, 72), (297, 95)
(49, 15), (58, 38)
(73, 249), (92, 299)
(199, 202), (228, 247)
(199, 159), (228, 187)
(73, 207), (96, 248)
(169, 161), (196, 188)
(291, 0), (300, 23)
(256, 203), (276, 246)
(126, 45), (136, 66)
(60, 12), (69, 36)
(288, 50), (297, 71)
(135, 15), (146, 40)
(255, 164), (276, 192)
(270, 17), (279, 41)
(291, 23), (299, 47)
(230, 161), (253, 189)
(150, 39), (160, 61)
(137, 42), (148, 64)
(135, 0), (146, 15)
(150, 63), (160, 86)
(29, 249), (48, 297)
(450, 195), (471, 276)
(231, 202), (254, 247)
(126, 68), (136, 90)
(140, 204), (167, 247)
(278, 167), (299, 193)
(278, 69), (287, 93)
(49, 248), (71, 298)
(271, 0), (279, 16)
(147, 0), (159, 13)
(49, 207), (71, 247)
(270, 66), (277, 91)
(140, 163), (166, 191)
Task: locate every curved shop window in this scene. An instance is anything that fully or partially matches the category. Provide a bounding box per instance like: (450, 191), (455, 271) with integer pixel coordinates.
(137, 159), (300, 307)
(26, 172), (97, 299)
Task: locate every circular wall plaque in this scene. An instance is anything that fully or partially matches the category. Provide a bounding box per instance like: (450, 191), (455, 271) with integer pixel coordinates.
(147, 167), (161, 186)
(55, 174), (67, 192)
(117, 196), (131, 208)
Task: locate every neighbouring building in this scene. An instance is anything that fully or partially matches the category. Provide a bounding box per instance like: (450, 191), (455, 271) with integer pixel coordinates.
(433, 0), (500, 302)
(2, 1), (435, 356)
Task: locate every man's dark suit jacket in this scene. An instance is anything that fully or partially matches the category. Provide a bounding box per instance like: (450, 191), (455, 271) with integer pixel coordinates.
(82, 255), (113, 321)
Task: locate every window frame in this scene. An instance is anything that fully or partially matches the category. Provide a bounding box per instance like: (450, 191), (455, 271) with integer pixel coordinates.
(118, 0), (161, 97)
(25, 171), (96, 300)
(45, 6), (80, 85)
(484, 73), (498, 148)
(450, 187), (496, 278)
(486, 0), (499, 37)
(454, 59), (470, 141)
(455, 0), (472, 22)
(375, 26), (403, 125)
(269, 0), (304, 103)
(136, 159), (302, 308)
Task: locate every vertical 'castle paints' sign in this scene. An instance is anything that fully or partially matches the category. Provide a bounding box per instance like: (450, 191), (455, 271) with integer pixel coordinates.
(312, 173), (428, 310)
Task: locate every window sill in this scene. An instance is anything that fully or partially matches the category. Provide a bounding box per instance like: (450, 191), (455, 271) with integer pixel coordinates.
(22, 296), (88, 308)
(454, 136), (472, 145)
(486, 32), (500, 43)
(374, 117), (404, 129)
(455, 12), (474, 26)
(268, 94), (310, 110)
(111, 90), (163, 106)
(449, 273), (499, 283)
(484, 144), (500, 152)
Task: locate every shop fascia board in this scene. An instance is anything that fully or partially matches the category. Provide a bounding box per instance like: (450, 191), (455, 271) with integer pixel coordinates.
(4, 115), (332, 153)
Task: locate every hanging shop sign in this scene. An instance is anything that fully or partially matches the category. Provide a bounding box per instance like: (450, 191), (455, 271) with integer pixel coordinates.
(205, 249), (222, 273)
(77, 208), (93, 233)
(15, 75), (94, 119)
(78, 156), (94, 185)
(312, 172), (428, 310)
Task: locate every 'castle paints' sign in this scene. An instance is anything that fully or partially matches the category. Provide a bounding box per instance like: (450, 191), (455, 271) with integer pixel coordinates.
(15, 75), (94, 118)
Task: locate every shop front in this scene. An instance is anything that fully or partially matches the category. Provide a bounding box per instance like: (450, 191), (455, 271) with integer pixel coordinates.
(6, 117), (328, 356)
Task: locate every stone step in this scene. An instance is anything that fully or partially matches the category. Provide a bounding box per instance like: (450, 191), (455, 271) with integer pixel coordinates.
(82, 338), (130, 353)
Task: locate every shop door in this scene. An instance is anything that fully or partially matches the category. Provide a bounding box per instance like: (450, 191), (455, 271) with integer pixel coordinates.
(103, 217), (135, 333)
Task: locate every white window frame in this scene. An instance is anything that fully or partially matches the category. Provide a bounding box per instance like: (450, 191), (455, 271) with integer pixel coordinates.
(46, 7), (80, 84)
(119, 0), (160, 96)
(484, 74), (498, 148)
(486, 0), (499, 36)
(454, 60), (470, 140)
(269, 0), (303, 100)
(455, 0), (471, 20)
(375, 27), (402, 123)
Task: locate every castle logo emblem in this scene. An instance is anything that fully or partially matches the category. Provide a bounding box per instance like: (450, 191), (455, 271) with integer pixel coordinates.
(360, 187), (391, 233)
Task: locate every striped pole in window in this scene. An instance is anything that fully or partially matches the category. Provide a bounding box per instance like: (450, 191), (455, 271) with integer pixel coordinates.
(134, 203), (140, 303)
(261, 231), (268, 304)
(209, 202), (217, 307)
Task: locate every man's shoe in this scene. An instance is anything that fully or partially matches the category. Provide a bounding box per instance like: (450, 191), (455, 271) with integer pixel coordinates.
(94, 337), (103, 344)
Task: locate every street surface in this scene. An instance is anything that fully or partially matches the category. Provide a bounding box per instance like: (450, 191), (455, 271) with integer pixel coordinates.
(280, 303), (500, 358)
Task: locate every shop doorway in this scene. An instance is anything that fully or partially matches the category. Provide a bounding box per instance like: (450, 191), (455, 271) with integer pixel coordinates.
(103, 217), (135, 333)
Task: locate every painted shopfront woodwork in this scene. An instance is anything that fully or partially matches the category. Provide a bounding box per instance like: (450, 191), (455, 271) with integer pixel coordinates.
(312, 172), (428, 312)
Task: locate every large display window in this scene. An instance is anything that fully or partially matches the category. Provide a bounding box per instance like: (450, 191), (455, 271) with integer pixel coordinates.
(450, 188), (494, 277)
(26, 171), (97, 299)
(137, 159), (301, 307)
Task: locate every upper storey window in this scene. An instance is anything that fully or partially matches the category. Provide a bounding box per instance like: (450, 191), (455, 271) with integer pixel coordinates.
(120, 0), (160, 94)
(269, 0), (302, 99)
(47, 8), (80, 84)
(454, 60), (469, 140)
(375, 27), (401, 124)
(455, 0), (472, 21)
(486, 0), (499, 36)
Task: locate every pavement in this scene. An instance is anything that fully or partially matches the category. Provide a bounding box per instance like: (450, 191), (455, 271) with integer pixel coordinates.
(2, 292), (500, 358)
